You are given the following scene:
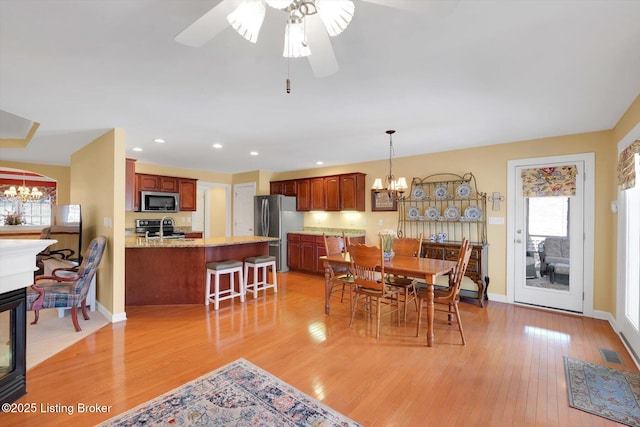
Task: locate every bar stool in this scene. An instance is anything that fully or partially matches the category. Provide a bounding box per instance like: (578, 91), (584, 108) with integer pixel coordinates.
(243, 255), (278, 298)
(205, 260), (244, 310)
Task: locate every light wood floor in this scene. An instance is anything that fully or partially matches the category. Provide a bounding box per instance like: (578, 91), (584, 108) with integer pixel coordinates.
(4, 271), (636, 426)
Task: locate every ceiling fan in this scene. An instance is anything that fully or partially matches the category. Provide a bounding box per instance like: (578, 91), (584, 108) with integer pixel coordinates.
(175, 0), (456, 78)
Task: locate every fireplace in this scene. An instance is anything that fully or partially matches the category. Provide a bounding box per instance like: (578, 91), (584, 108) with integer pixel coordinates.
(0, 288), (27, 404)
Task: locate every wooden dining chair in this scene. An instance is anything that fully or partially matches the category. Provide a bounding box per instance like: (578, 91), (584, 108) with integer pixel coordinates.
(348, 243), (400, 339)
(416, 238), (472, 345)
(323, 233), (353, 304)
(386, 234), (422, 321)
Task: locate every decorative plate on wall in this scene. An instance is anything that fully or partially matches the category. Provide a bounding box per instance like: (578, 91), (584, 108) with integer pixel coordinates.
(434, 184), (449, 200)
(444, 206), (460, 221)
(425, 206), (439, 220)
(464, 205), (482, 221)
(455, 182), (472, 199)
(411, 186), (426, 200)
(407, 206), (420, 219)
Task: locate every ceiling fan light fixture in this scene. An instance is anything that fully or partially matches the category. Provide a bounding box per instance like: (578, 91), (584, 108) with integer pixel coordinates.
(317, 0), (354, 36)
(283, 18), (311, 58)
(227, 0), (267, 43)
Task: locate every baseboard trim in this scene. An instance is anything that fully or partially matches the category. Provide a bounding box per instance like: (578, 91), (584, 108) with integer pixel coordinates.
(97, 302), (127, 323)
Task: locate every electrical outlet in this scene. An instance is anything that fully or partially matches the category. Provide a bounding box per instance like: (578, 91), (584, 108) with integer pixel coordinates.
(378, 219), (383, 226)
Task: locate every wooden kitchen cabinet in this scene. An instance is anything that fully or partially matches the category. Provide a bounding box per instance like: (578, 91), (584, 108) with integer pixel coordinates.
(270, 180), (297, 196)
(310, 177), (325, 210)
(300, 235), (316, 271)
(296, 179), (310, 211)
(159, 176), (178, 192)
(287, 233), (301, 269)
(137, 173), (178, 193)
(288, 233), (364, 274)
(324, 176), (340, 211)
(137, 174), (160, 191)
(179, 178), (197, 211)
(340, 173), (365, 211)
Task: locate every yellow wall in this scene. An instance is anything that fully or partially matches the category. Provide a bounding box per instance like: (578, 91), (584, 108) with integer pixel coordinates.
(71, 129), (126, 317)
(210, 187), (227, 237)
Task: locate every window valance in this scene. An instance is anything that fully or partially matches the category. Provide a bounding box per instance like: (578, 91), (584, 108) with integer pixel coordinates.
(617, 140), (640, 190)
(521, 166), (577, 197)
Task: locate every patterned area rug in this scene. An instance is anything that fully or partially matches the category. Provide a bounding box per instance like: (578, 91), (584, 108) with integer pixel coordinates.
(98, 358), (360, 427)
(564, 357), (640, 426)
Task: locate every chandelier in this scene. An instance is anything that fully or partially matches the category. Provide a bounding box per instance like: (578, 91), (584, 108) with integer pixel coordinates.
(227, 0), (354, 57)
(3, 173), (44, 203)
(372, 130), (408, 199)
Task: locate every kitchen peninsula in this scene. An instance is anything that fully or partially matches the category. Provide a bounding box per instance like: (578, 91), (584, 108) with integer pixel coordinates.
(125, 236), (277, 305)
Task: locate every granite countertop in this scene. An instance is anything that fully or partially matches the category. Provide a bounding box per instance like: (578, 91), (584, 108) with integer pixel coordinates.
(125, 235), (278, 248)
(288, 228), (366, 237)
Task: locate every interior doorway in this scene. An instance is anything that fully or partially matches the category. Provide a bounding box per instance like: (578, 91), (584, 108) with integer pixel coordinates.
(507, 153), (594, 314)
(233, 182), (256, 236)
(616, 125), (640, 364)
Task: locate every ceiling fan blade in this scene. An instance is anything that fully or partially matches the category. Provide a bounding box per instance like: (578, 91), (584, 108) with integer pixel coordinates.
(359, 0), (458, 16)
(175, 0), (243, 47)
(305, 15), (339, 78)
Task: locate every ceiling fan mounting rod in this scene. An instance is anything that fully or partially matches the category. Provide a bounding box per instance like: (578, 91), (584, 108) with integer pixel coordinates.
(279, 0), (318, 17)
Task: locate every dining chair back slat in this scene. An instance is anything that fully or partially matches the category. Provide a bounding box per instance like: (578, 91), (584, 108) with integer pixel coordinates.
(348, 243), (399, 338)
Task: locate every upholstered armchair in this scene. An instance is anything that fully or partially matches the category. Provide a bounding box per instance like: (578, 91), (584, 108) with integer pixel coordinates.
(539, 237), (570, 276)
(27, 236), (106, 331)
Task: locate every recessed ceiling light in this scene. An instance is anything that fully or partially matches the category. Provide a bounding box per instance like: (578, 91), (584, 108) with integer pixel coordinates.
(133, 147), (143, 152)
(316, 161), (324, 165)
(250, 151), (259, 156)
(153, 138), (165, 143)
(213, 143), (222, 149)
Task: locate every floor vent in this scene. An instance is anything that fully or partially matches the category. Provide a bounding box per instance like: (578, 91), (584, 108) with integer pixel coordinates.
(600, 348), (623, 365)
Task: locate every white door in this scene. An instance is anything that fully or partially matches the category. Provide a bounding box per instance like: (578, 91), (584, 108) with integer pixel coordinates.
(233, 182), (256, 236)
(508, 154), (594, 313)
(617, 130), (640, 362)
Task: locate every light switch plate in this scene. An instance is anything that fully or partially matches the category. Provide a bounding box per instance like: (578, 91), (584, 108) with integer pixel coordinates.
(488, 216), (504, 225)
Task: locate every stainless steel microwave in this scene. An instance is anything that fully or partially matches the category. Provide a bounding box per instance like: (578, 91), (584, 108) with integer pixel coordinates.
(140, 191), (180, 213)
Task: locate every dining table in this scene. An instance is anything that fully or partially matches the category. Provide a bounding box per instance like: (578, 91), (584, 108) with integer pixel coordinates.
(320, 253), (458, 347)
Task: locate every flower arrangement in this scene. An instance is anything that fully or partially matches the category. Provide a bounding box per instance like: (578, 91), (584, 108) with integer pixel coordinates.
(4, 213), (24, 225)
(378, 229), (397, 258)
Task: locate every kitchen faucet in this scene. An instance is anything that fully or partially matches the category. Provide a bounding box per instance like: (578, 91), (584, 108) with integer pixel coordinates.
(159, 216), (174, 242)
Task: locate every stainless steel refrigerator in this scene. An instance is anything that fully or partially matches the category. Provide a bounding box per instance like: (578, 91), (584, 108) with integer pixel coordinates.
(254, 195), (303, 272)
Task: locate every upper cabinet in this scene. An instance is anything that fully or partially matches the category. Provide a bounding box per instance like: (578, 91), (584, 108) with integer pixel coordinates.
(270, 180), (297, 197)
(310, 177), (325, 210)
(271, 172), (366, 212)
(340, 173), (365, 211)
(178, 178), (197, 211)
(127, 168), (198, 212)
(323, 176), (340, 211)
(296, 179), (310, 211)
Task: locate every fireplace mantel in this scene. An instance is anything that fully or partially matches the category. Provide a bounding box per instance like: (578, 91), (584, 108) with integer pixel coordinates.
(0, 239), (56, 293)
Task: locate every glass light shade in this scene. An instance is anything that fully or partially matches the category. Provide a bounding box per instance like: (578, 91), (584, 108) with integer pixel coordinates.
(227, 0), (267, 43)
(283, 19), (311, 58)
(396, 177), (408, 191)
(372, 178), (384, 190)
(4, 186), (17, 197)
(317, 0), (354, 36)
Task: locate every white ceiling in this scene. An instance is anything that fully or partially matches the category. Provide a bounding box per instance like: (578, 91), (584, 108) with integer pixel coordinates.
(0, 0), (639, 174)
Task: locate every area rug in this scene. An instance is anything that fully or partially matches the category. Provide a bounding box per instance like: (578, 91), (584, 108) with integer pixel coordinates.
(564, 356), (640, 426)
(98, 358), (360, 427)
